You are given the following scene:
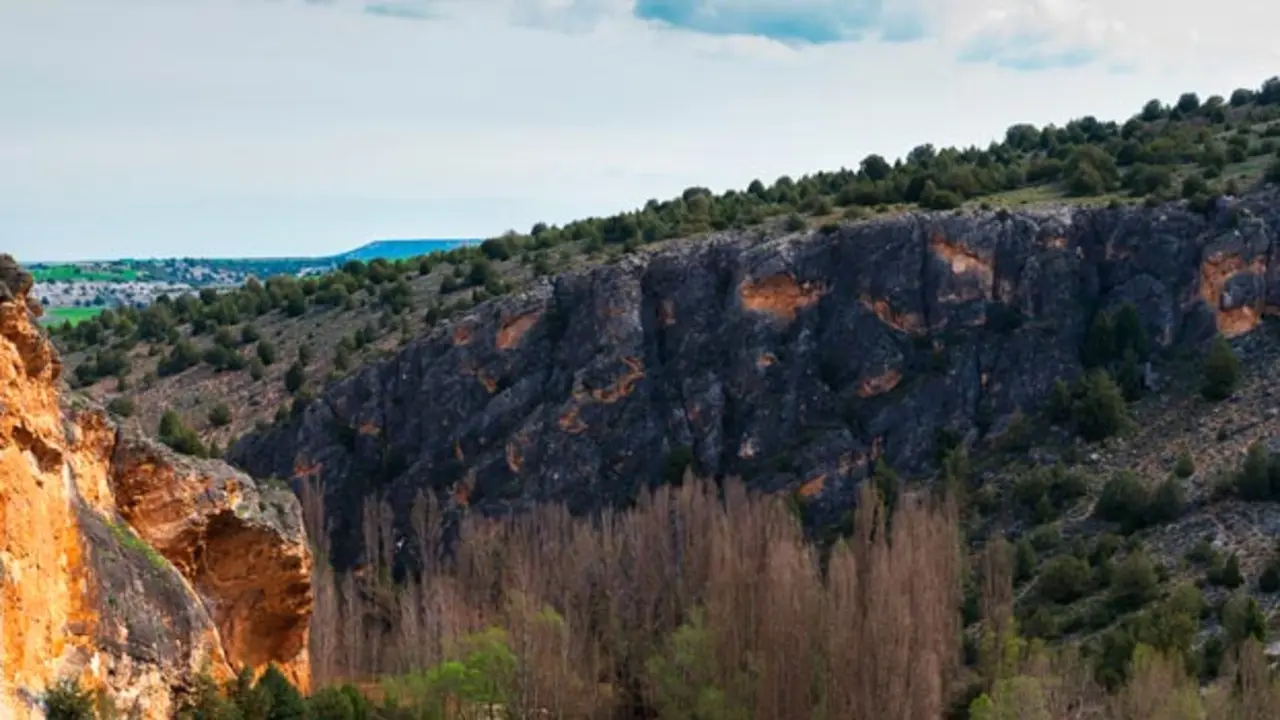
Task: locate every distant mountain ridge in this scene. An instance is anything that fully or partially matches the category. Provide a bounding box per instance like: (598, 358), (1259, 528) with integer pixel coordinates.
(331, 239), (480, 263)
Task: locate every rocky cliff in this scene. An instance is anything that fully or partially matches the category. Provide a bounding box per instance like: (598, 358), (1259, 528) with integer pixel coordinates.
(0, 256), (312, 717)
(230, 189), (1280, 574)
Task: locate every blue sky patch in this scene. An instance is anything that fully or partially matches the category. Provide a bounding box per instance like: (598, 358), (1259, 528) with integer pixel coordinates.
(632, 0), (924, 45)
(363, 2), (435, 20)
(958, 32), (1099, 71)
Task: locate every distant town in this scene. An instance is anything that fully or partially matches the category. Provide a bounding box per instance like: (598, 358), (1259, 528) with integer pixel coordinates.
(28, 239), (478, 325)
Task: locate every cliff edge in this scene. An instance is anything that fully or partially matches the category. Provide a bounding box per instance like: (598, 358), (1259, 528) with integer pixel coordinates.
(230, 189), (1280, 576)
(0, 256), (312, 717)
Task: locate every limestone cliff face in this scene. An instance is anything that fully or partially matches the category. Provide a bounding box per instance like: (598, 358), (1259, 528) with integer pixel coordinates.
(230, 189), (1280, 575)
(0, 257), (312, 718)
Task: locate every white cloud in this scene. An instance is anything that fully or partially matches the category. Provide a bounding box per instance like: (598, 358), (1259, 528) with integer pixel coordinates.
(1, 0), (1278, 260)
(938, 0), (1277, 72)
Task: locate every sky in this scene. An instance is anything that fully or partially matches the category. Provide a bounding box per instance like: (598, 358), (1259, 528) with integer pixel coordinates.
(1, 0), (1278, 262)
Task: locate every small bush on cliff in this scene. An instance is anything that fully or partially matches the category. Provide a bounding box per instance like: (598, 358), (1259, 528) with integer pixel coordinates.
(307, 685), (371, 720)
(209, 404), (232, 427)
(1208, 553), (1245, 589)
(1081, 311), (1115, 369)
(176, 670), (242, 720)
(159, 410), (207, 458)
(1094, 472), (1149, 531)
(1037, 554), (1092, 604)
(108, 520), (169, 570)
(1259, 555), (1280, 593)
(43, 678), (96, 720)
(203, 344), (247, 373)
(1222, 592), (1266, 646)
(284, 361), (306, 393)
(1266, 157), (1280, 184)
(1072, 370), (1128, 442)
(1093, 471), (1185, 533)
(1082, 303), (1147, 370)
(1109, 551), (1160, 613)
(1147, 477), (1186, 525)
(257, 339), (278, 366)
(1046, 379), (1073, 424)
(158, 340), (202, 377)
(1174, 451), (1195, 478)
(106, 396), (135, 418)
(1201, 335), (1241, 400)
(256, 665), (307, 720)
(1234, 440), (1280, 501)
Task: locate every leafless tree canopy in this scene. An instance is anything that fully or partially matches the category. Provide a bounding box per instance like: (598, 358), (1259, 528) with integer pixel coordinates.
(303, 478), (963, 719)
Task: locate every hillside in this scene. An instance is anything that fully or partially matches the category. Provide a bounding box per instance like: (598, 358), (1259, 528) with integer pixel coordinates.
(37, 75), (1280, 710)
(223, 184), (1275, 556)
(48, 78), (1280, 449)
(220, 182), (1280, 704)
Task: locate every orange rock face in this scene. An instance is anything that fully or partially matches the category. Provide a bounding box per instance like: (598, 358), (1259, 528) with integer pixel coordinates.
(930, 234), (995, 303)
(740, 274), (826, 322)
(0, 257), (312, 717)
(1200, 250), (1267, 338)
(110, 440), (314, 692)
(495, 309), (541, 350)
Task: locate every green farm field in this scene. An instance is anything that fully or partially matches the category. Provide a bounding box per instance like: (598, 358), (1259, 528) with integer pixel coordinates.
(39, 306), (106, 327)
(31, 264), (141, 282)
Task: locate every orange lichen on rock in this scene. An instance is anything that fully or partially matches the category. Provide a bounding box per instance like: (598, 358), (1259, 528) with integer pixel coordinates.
(453, 475), (475, 507)
(796, 474), (826, 500)
(452, 324), (474, 346)
(757, 352), (777, 369)
(739, 274), (826, 323)
(930, 234), (994, 295)
(558, 406), (588, 435)
(358, 421), (380, 437)
(506, 442), (523, 474)
(1219, 305), (1260, 338)
(589, 357), (644, 404)
(477, 370), (499, 394)
(857, 369), (903, 398)
(496, 310), (541, 351)
(1200, 251), (1266, 338)
(293, 458), (323, 480)
(860, 296), (926, 335)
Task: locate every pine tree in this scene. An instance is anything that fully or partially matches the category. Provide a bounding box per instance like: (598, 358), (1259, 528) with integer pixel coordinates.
(1073, 370), (1128, 441)
(1202, 335), (1240, 400)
